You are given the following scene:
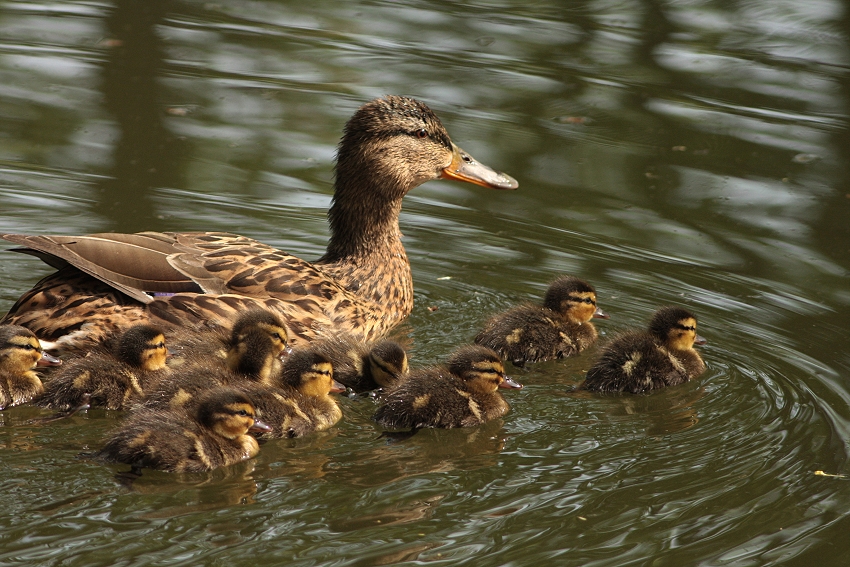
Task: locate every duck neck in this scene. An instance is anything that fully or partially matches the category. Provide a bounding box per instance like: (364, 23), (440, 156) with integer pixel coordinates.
(317, 174), (413, 320)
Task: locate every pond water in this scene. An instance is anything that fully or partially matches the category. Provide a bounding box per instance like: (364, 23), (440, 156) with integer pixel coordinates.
(1, 1), (849, 565)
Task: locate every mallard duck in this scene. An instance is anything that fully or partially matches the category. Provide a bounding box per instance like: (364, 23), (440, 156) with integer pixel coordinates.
(311, 335), (408, 393)
(373, 344), (522, 431)
(39, 324), (169, 410)
(0, 325), (60, 409)
(237, 347), (344, 439)
(97, 386), (271, 473)
(581, 306), (706, 394)
(1, 96), (518, 353)
(474, 275), (608, 367)
(167, 308), (288, 380)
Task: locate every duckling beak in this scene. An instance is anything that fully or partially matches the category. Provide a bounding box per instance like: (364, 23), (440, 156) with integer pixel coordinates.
(440, 144), (518, 190)
(592, 307), (609, 320)
(499, 376), (524, 389)
(694, 334), (707, 346)
(37, 351), (62, 367)
(330, 379), (346, 394)
(249, 418), (272, 433)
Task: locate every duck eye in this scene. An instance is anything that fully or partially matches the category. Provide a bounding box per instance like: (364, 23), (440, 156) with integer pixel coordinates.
(236, 410), (249, 416)
(415, 128), (428, 139)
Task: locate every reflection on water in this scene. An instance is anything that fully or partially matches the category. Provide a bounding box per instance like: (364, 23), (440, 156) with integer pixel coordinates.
(0, 0), (849, 565)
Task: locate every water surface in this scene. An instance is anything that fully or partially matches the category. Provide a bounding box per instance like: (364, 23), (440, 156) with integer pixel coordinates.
(1, 1), (849, 565)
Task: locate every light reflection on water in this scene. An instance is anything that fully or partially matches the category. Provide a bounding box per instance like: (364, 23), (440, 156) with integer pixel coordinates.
(1, 0), (849, 565)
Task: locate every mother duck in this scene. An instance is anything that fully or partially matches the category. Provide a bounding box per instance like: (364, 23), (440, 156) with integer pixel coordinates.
(1, 96), (517, 351)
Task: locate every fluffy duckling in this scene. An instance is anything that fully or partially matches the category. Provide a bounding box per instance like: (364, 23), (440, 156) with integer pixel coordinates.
(373, 345), (522, 431)
(141, 326), (281, 412)
(0, 325), (60, 409)
(238, 348), (345, 439)
(475, 275), (608, 367)
(97, 387), (271, 473)
(311, 335), (409, 393)
(581, 306), (706, 394)
(39, 324), (169, 410)
(168, 308), (288, 379)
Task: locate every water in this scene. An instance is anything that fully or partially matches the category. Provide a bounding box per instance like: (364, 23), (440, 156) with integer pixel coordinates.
(1, 0), (849, 565)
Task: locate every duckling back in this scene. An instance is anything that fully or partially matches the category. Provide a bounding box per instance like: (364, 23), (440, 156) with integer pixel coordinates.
(98, 386), (265, 473)
(474, 276), (606, 367)
(582, 306), (706, 394)
(374, 345), (519, 430)
(39, 324), (169, 410)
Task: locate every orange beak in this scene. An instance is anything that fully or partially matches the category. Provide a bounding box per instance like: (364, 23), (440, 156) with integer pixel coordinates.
(440, 144), (518, 190)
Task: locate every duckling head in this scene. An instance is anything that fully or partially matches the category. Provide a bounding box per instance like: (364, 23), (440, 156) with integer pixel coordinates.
(229, 308), (288, 358)
(649, 306), (706, 351)
(367, 339), (409, 388)
(0, 325), (48, 374)
(447, 345), (523, 394)
(280, 349), (344, 397)
(543, 275), (608, 324)
(195, 387), (271, 439)
(116, 324), (168, 371)
(225, 328), (278, 384)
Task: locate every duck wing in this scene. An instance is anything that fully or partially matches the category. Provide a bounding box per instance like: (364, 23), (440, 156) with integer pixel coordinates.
(2, 231), (348, 305)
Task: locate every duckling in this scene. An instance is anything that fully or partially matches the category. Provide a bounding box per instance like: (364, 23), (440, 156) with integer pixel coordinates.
(39, 324), (168, 410)
(238, 348), (345, 439)
(140, 326), (282, 412)
(475, 275), (608, 367)
(97, 386), (271, 473)
(167, 308), (289, 383)
(311, 335), (409, 393)
(373, 345), (523, 431)
(581, 306), (706, 394)
(2, 96), (518, 353)
(0, 325), (60, 409)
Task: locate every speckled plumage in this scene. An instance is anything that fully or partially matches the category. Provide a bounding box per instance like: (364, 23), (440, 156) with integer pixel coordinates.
(581, 306), (706, 394)
(374, 345), (521, 430)
(475, 276), (607, 367)
(2, 96), (517, 353)
(98, 387), (268, 473)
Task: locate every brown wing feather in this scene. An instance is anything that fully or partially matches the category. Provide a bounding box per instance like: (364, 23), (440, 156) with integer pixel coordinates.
(2, 233), (203, 302)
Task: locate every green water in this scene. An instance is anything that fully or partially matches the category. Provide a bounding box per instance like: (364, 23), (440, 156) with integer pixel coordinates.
(1, 1), (849, 565)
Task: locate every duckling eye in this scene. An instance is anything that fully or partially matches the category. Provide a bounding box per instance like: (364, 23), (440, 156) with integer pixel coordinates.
(272, 333), (283, 341)
(584, 298), (594, 305)
(236, 409), (250, 417)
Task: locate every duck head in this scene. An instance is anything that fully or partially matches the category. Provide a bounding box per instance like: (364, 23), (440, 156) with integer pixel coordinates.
(0, 325), (52, 374)
(196, 387), (271, 439)
(116, 324), (168, 371)
(281, 348), (344, 397)
(649, 306), (706, 351)
(447, 344), (522, 394)
(367, 339), (409, 388)
(543, 275), (608, 324)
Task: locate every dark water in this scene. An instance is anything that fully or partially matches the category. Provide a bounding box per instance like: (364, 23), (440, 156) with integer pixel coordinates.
(1, 1), (849, 565)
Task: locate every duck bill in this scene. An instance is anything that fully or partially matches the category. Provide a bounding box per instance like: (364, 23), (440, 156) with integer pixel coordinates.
(592, 307), (609, 320)
(694, 334), (707, 346)
(329, 379), (347, 394)
(37, 351), (62, 367)
(499, 376), (523, 389)
(249, 418), (273, 433)
(440, 144), (518, 190)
